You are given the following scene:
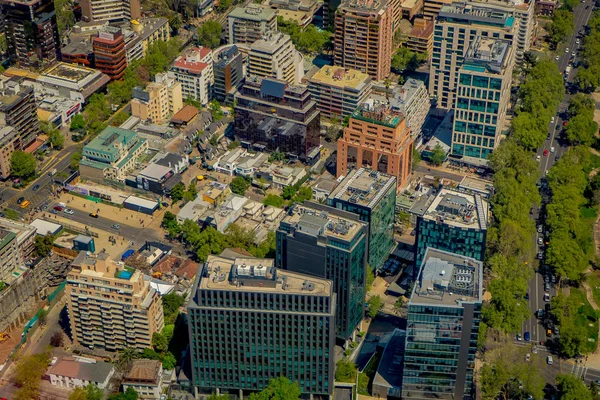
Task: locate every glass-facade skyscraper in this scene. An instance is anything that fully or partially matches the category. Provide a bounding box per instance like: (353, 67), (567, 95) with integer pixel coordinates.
(414, 188), (488, 271)
(328, 168), (397, 272)
(402, 248), (483, 400)
(276, 202), (368, 340)
(187, 256), (336, 397)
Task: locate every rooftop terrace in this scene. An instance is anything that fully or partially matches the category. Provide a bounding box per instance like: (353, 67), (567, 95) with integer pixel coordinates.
(439, 2), (513, 27)
(411, 248), (482, 306)
(282, 203), (364, 241)
(329, 168), (396, 208)
(309, 66), (372, 91)
(41, 62), (97, 83)
(352, 104), (404, 128)
(201, 256), (332, 295)
(422, 188), (488, 230)
(463, 37), (511, 74)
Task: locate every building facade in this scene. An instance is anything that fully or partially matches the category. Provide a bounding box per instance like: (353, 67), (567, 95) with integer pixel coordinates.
(66, 251), (164, 352)
(390, 78), (431, 147)
(213, 45), (244, 104)
(452, 38), (514, 159)
(122, 359), (163, 399)
(132, 72), (183, 124)
(306, 65), (373, 119)
(79, 126), (148, 181)
(402, 248), (482, 400)
(429, 2), (516, 109)
(333, 0), (393, 81)
(226, 5), (277, 44)
(187, 256), (336, 396)
(47, 357), (115, 390)
(406, 18), (434, 56)
(328, 169), (396, 272)
(0, 127), (18, 180)
(234, 76), (320, 161)
(0, 81), (40, 150)
(171, 47), (214, 106)
(248, 32), (304, 84)
(80, 0), (141, 22)
(93, 26), (127, 81)
(337, 105), (413, 189)
(276, 202), (368, 339)
(2, 0), (61, 70)
(414, 188), (488, 270)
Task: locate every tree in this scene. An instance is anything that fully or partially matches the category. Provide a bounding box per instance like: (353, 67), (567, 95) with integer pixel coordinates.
(366, 267), (375, 291)
(335, 359), (357, 382)
(557, 374), (593, 400)
(367, 295), (383, 318)
(109, 387), (139, 400)
(116, 348), (138, 371)
(263, 194), (285, 207)
(558, 317), (588, 357)
(162, 211), (181, 240)
(10, 150), (36, 178)
(50, 332), (64, 347)
(68, 383), (103, 400)
(162, 293), (185, 321)
(207, 394), (230, 400)
(277, 18), (331, 54)
(170, 182), (186, 203)
(412, 145), (421, 171)
(248, 376), (301, 400)
(55, 0), (75, 35)
(34, 234), (55, 257)
(184, 182), (198, 202)
(152, 331), (169, 353)
(290, 186), (312, 204)
(429, 144), (446, 166)
(48, 127), (65, 149)
(13, 352), (50, 400)
(228, 140), (241, 150)
(391, 47), (423, 73)
(268, 151), (286, 162)
(70, 114), (86, 131)
(197, 21), (223, 49)
(37, 308), (48, 326)
(511, 112), (546, 150)
(209, 99), (224, 120)
(68, 387), (88, 400)
(393, 297), (405, 313)
(230, 176), (250, 195)
(547, 10), (574, 46)
(216, 0), (232, 12)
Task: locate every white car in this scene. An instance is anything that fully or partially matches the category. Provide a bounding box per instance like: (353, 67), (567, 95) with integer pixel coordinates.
(63, 209), (74, 215)
(538, 226), (543, 233)
(555, 55), (560, 60)
(547, 356), (553, 365)
(577, 38), (581, 44)
(538, 237), (544, 245)
(526, 353), (531, 362)
(566, 47), (570, 53)
(551, 116), (555, 124)
(572, 52), (576, 57)
(550, 147), (555, 153)
(544, 293), (551, 302)
(536, 155), (541, 162)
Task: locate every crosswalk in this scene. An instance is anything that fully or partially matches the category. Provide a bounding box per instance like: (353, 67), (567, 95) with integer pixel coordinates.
(571, 361), (588, 379)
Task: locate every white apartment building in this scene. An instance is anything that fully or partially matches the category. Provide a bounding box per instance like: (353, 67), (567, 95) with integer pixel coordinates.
(80, 0), (141, 23)
(48, 357), (115, 390)
(248, 32), (304, 84)
(171, 47), (214, 106)
(132, 72), (183, 124)
(390, 78), (431, 147)
(227, 5), (277, 44)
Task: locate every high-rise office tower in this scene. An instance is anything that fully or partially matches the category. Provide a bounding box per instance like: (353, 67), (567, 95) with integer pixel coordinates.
(429, 2), (516, 109)
(414, 187), (488, 270)
(66, 251), (164, 352)
(187, 256), (336, 397)
(2, 0), (61, 70)
(452, 37), (514, 159)
(333, 0), (393, 81)
(80, 0), (141, 22)
(276, 202), (368, 340)
(328, 169), (396, 272)
(336, 104), (413, 189)
(402, 247), (482, 400)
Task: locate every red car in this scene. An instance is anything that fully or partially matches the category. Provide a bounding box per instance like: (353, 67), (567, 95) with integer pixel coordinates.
(53, 205), (63, 211)
(543, 150), (549, 156)
(563, 120), (568, 127)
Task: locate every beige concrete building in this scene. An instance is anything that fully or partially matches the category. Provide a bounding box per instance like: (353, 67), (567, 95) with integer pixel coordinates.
(305, 65), (373, 119)
(423, 0), (452, 19)
(132, 72), (183, 124)
(248, 32), (304, 84)
(80, 0), (141, 22)
(452, 37), (514, 160)
(0, 126), (18, 180)
(406, 18), (433, 56)
(429, 2), (517, 109)
(0, 217), (37, 283)
(226, 5), (277, 44)
(390, 77), (431, 146)
(333, 0), (393, 81)
(66, 251), (164, 352)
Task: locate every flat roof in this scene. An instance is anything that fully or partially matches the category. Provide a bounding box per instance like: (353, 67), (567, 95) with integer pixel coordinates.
(422, 188), (488, 230)
(410, 248), (482, 306)
(124, 196), (159, 210)
(308, 65), (372, 92)
(351, 104), (404, 128)
(282, 203), (364, 241)
(30, 219), (62, 236)
(329, 168), (396, 209)
(41, 62), (98, 83)
(84, 127), (138, 155)
(228, 5), (277, 21)
(201, 255), (332, 295)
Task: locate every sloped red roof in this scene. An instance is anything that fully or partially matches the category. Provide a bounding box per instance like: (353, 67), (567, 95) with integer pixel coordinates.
(174, 259), (199, 279)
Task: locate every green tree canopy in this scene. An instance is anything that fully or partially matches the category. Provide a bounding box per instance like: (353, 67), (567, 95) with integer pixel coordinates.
(547, 10), (575, 46)
(335, 359), (357, 383)
(230, 176), (251, 195)
(367, 295), (383, 318)
(10, 150), (36, 178)
(197, 21), (223, 49)
(557, 374), (593, 400)
(277, 17), (331, 54)
(170, 182), (186, 202)
(429, 144), (446, 166)
(248, 376), (302, 400)
(263, 194), (285, 207)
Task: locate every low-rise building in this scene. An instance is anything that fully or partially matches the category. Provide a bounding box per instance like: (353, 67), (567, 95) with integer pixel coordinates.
(153, 152), (189, 174)
(122, 359), (164, 399)
(267, 0), (323, 27)
(312, 176), (339, 202)
(135, 163), (176, 195)
(389, 78), (431, 146)
(132, 72), (183, 124)
(80, 127), (148, 181)
(227, 5), (277, 44)
(306, 65), (373, 119)
(271, 165), (307, 188)
(214, 148), (268, 177)
(198, 194), (250, 232)
(406, 18), (433, 56)
(37, 97), (82, 129)
(536, 0), (556, 16)
(171, 47), (214, 106)
(47, 357), (115, 390)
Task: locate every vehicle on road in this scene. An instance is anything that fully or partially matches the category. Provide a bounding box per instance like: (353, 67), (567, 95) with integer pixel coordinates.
(554, 326), (559, 335)
(16, 197), (24, 204)
(547, 133), (551, 140)
(544, 293), (551, 302)
(112, 224), (120, 229)
(536, 155), (541, 162)
(532, 346), (538, 354)
(572, 51), (576, 57)
(552, 275), (556, 283)
(543, 150), (549, 156)
(49, 168), (57, 176)
(51, 209), (58, 214)
(544, 283), (550, 292)
(525, 292), (529, 300)
(551, 116), (555, 124)
(537, 309), (544, 318)
(547, 329), (552, 337)
(524, 332), (530, 341)
(577, 38), (581, 44)
(517, 333), (522, 341)
(54, 206), (63, 211)
(538, 226), (543, 233)
(20, 200), (30, 209)
(538, 237), (543, 245)
(563, 120), (568, 126)
(544, 275), (549, 283)
(547, 356), (553, 365)
(32, 184), (40, 191)
(555, 55), (560, 60)
(63, 209), (74, 215)
(89, 213), (99, 218)
(538, 251), (543, 259)
(565, 47), (569, 53)
(550, 146), (555, 153)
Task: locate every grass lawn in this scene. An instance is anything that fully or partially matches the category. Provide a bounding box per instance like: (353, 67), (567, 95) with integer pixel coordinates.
(587, 271), (600, 309)
(570, 288), (599, 353)
(578, 206), (598, 259)
(583, 152), (600, 175)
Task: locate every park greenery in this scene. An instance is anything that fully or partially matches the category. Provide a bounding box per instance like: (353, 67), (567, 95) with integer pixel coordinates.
(277, 17), (331, 54)
(34, 234), (55, 257)
(247, 376), (302, 400)
(197, 21), (223, 49)
(547, 9), (575, 46)
(335, 358), (357, 382)
(13, 351), (51, 400)
(564, 93), (598, 146)
(391, 47), (428, 76)
(576, 11), (600, 92)
(10, 150), (37, 179)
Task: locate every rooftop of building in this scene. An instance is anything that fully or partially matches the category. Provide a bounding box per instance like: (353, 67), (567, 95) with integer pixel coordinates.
(329, 168), (397, 208)
(133, 17), (169, 41)
(172, 47), (212, 74)
(410, 248), (483, 306)
(282, 202), (364, 241)
(228, 5), (277, 21)
(250, 31), (292, 54)
(420, 187), (489, 230)
(171, 105), (199, 125)
(351, 103), (404, 128)
(0, 229), (16, 252)
(439, 2), (515, 27)
(62, 37), (93, 55)
(373, 328), (406, 391)
(390, 77), (427, 110)
(213, 44), (242, 67)
(124, 359), (162, 382)
(308, 65), (372, 91)
(243, 75), (308, 97)
(72, 250), (139, 281)
(463, 37), (511, 74)
(47, 357), (114, 383)
(84, 127), (138, 156)
(201, 255), (332, 295)
(408, 18), (434, 39)
(339, 0), (389, 13)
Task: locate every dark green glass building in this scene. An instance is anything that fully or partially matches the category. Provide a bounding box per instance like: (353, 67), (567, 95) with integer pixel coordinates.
(187, 256), (336, 397)
(276, 202), (368, 340)
(414, 188), (488, 271)
(328, 168), (396, 272)
(402, 248), (482, 400)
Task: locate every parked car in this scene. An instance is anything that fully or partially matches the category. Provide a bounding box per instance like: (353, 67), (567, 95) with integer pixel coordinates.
(517, 333), (523, 341)
(32, 184), (40, 191)
(524, 332), (530, 341)
(537, 309), (544, 318)
(54, 206), (63, 211)
(63, 209), (74, 215)
(547, 356), (553, 365)
(544, 293), (551, 302)
(538, 237), (544, 245)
